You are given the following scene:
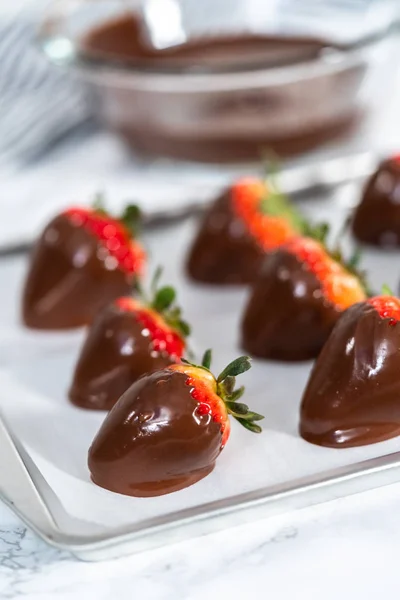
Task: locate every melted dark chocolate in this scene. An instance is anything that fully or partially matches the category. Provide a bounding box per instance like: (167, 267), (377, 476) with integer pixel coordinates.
(352, 158), (400, 247)
(22, 215), (131, 330)
(300, 302), (400, 448)
(241, 250), (339, 360)
(79, 14), (359, 162)
(81, 14), (331, 71)
(88, 369), (222, 496)
(69, 305), (175, 410)
(186, 190), (264, 285)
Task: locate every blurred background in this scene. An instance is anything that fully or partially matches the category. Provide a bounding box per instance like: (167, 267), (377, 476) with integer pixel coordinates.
(2, 0), (400, 248)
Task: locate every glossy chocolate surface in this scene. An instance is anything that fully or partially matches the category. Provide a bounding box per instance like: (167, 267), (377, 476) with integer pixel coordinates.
(241, 250), (339, 361)
(88, 369), (222, 496)
(82, 14), (331, 71)
(69, 305), (175, 410)
(300, 302), (400, 448)
(352, 158), (400, 247)
(22, 214), (131, 330)
(186, 190), (264, 285)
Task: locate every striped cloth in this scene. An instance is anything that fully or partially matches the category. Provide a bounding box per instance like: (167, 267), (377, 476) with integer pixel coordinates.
(0, 10), (91, 167)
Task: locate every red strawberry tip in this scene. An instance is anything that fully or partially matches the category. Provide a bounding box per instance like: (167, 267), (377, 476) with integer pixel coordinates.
(182, 350), (264, 433)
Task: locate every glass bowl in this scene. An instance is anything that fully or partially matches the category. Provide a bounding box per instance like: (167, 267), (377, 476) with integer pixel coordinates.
(38, 0), (398, 163)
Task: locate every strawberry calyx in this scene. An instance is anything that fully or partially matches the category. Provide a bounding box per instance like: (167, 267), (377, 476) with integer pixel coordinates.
(285, 235), (368, 311)
(231, 177), (302, 251)
(139, 266), (191, 341)
(116, 297), (186, 359)
(64, 198), (146, 278)
(180, 350), (264, 436)
(116, 267), (190, 359)
(260, 157), (305, 232)
(367, 285), (400, 325)
(92, 194), (143, 239)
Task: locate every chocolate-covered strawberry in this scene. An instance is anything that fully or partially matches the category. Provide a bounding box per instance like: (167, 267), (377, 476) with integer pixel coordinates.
(353, 156), (400, 247)
(187, 177), (302, 285)
(241, 233), (367, 361)
(69, 271), (190, 410)
(22, 202), (146, 329)
(300, 288), (400, 448)
(88, 351), (263, 497)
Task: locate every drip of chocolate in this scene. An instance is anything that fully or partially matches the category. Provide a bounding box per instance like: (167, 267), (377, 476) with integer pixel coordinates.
(22, 215), (131, 330)
(241, 250), (339, 360)
(352, 158), (400, 247)
(88, 369), (222, 496)
(300, 302), (400, 448)
(186, 190), (264, 284)
(69, 305), (175, 410)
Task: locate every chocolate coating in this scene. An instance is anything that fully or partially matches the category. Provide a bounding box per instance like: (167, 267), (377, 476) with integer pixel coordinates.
(186, 190), (264, 284)
(241, 250), (339, 361)
(69, 305), (175, 410)
(22, 215), (131, 329)
(352, 159), (400, 247)
(300, 302), (400, 448)
(88, 369), (222, 496)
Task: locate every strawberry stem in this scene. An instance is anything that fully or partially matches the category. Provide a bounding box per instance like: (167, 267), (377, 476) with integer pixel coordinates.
(151, 266), (163, 296)
(92, 192), (107, 215)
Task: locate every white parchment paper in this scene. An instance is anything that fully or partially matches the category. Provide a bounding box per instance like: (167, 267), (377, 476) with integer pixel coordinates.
(1, 203), (400, 530)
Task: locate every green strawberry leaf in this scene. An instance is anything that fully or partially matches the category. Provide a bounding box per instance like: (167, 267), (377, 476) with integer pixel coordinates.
(152, 286), (176, 312)
(217, 356), (251, 382)
(222, 376), (236, 395)
(121, 204), (142, 238)
(227, 386), (245, 402)
(382, 284), (394, 296)
(201, 349), (212, 370)
(135, 267), (191, 342)
(225, 401), (249, 415)
(177, 320), (191, 337)
(235, 418), (262, 434)
(303, 222), (330, 244)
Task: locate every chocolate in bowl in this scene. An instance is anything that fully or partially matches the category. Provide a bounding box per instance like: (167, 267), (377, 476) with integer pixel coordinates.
(39, 9), (377, 162)
(80, 14), (333, 71)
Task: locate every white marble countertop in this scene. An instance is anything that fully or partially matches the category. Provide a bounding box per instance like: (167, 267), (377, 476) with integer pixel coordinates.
(2, 480), (400, 599)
